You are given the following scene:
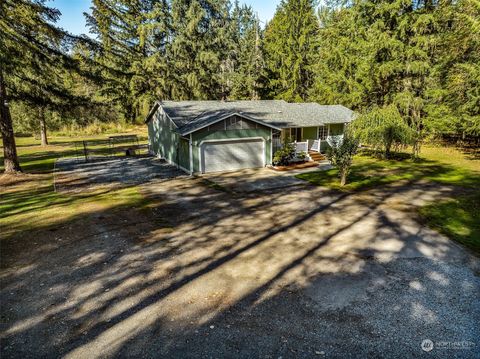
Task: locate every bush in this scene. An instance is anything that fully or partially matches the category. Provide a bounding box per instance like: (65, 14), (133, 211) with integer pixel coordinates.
(273, 138), (295, 165)
(296, 151), (307, 161)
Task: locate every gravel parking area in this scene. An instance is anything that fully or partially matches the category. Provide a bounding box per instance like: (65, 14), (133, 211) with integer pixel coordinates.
(1, 161), (479, 358)
(54, 156), (186, 192)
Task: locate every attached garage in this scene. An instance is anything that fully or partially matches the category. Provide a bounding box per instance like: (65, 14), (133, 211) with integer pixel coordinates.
(200, 138), (265, 173)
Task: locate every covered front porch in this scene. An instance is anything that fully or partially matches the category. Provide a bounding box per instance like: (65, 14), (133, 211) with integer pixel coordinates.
(272, 123), (346, 154)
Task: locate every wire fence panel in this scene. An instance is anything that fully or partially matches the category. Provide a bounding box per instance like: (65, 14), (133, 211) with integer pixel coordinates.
(80, 135), (148, 162)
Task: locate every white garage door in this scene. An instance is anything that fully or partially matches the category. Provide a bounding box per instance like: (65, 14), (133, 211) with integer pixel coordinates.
(201, 139), (265, 173)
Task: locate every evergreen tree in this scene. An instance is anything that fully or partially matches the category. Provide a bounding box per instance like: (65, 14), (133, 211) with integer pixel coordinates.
(131, 0), (172, 112)
(310, 5), (365, 108)
(1, 0), (92, 172)
(426, 0), (480, 140)
(169, 0), (231, 100)
(263, 0), (319, 101)
(312, 0), (450, 154)
(87, 0), (150, 122)
(225, 2), (264, 100)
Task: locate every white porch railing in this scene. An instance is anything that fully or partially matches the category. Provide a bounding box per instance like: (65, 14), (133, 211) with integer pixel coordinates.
(294, 141), (308, 153)
(283, 135), (345, 155)
(309, 139), (320, 152)
(309, 135), (345, 153)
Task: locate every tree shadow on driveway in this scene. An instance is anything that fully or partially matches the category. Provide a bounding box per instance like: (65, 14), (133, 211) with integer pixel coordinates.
(1, 173), (479, 358)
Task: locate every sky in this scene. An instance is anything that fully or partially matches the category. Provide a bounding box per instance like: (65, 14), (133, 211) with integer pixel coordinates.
(51, 0), (280, 36)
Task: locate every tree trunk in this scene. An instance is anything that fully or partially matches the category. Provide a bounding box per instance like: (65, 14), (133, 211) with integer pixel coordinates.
(0, 71), (22, 173)
(412, 139), (421, 158)
(39, 108), (48, 146)
(385, 143), (391, 159)
(340, 168), (347, 186)
(412, 109), (422, 158)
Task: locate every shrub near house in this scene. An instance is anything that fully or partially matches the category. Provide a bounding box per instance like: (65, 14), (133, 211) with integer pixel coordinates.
(272, 139), (295, 166)
(325, 132), (359, 186)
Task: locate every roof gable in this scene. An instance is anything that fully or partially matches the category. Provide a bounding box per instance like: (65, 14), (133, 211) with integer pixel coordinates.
(178, 111), (281, 136)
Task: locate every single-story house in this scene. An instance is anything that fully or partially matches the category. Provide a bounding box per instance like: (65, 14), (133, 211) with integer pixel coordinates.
(145, 100), (355, 174)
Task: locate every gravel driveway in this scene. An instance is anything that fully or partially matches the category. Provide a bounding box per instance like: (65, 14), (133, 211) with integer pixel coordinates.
(1, 162), (479, 358)
(202, 163), (332, 193)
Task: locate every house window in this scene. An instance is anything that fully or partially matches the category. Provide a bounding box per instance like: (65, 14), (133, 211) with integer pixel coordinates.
(225, 116), (258, 130)
(226, 116), (242, 130)
(318, 125), (328, 140)
(289, 128), (302, 142)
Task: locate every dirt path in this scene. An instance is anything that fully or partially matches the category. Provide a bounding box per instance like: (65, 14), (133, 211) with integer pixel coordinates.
(1, 175), (479, 358)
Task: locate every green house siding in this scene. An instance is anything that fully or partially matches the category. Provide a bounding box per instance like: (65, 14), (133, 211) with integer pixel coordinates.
(148, 108), (190, 171)
(191, 120), (272, 173)
(329, 123), (344, 136)
(320, 140), (329, 152)
(147, 120), (159, 155)
(178, 137), (190, 170)
(302, 127), (317, 140)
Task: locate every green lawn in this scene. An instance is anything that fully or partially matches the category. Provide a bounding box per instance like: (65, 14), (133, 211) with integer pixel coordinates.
(296, 149), (480, 191)
(419, 193), (480, 255)
(0, 131), (149, 240)
(296, 146), (480, 254)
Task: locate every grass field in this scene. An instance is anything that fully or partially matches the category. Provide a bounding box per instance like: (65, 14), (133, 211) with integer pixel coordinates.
(296, 146), (480, 254)
(0, 130), (149, 239)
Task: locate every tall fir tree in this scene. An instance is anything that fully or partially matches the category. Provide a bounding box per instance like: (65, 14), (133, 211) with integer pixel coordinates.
(130, 0), (172, 112)
(169, 0), (231, 100)
(310, 5), (365, 108)
(86, 0), (148, 122)
(426, 0), (480, 139)
(1, 0), (93, 172)
(263, 0), (319, 102)
(230, 3), (264, 99)
(312, 0), (450, 154)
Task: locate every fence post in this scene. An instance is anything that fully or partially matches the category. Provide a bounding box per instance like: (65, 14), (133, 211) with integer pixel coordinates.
(83, 140), (88, 162)
(110, 138), (114, 158)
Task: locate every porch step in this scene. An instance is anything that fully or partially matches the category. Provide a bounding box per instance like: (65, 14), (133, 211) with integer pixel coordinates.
(308, 151), (326, 162)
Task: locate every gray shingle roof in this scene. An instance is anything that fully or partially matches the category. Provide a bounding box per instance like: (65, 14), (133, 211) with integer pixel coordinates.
(148, 100), (355, 135)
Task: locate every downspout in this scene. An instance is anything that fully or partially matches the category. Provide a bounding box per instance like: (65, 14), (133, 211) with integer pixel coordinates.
(176, 138), (180, 170)
(270, 128), (273, 165)
(189, 134), (193, 176)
